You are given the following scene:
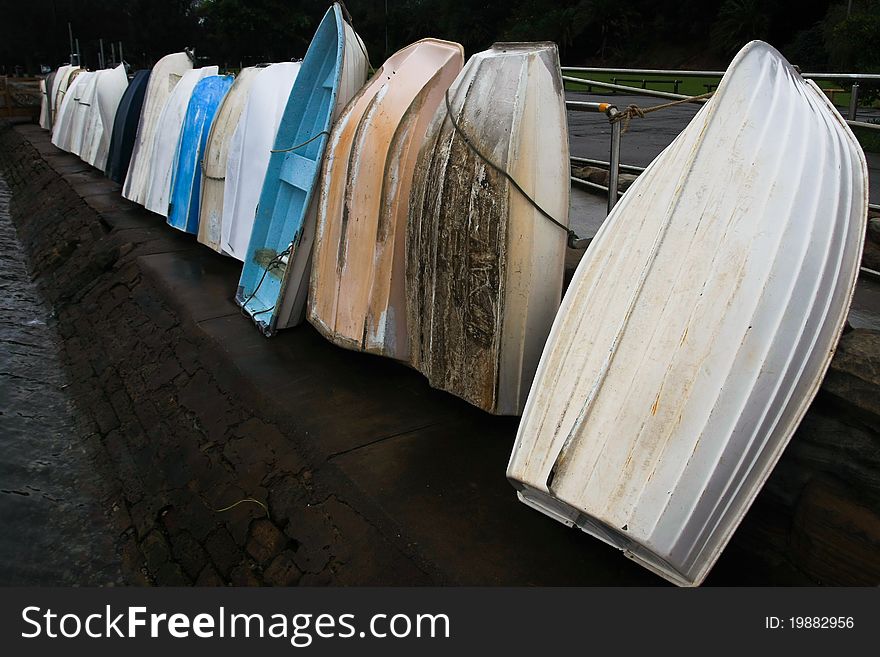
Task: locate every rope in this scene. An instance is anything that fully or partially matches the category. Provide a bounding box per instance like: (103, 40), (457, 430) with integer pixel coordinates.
(270, 130), (329, 153)
(213, 498), (269, 518)
(611, 91), (713, 133)
(239, 245), (292, 320)
(443, 90), (578, 245)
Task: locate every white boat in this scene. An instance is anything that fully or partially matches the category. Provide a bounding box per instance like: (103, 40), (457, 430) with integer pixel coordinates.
(82, 64), (129, 169)
(197, 65), (260, 252)
(122, 52), (193, 205)
(506, 41), (868, 586)
(51, 69), (85, 150)
(68, 71), (97, 156)
(309, 38), (464, 362)
(50, 65), (78, 120)
(143, 65), (219, 217)
(406, 42), (570, 415)
(219, 61), (300, 260)
(39, 77), (50, 129)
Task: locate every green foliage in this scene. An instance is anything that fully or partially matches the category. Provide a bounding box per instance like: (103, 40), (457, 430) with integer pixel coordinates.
(710, 0), (774, 56)
(823, 2), (880, 71)
(1, 0), (878, 77)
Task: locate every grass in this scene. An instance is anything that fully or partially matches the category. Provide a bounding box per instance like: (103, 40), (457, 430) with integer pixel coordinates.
(563, 70), (855, 106)
(852, 125), (880, 153)
(562, 70), (721, 97)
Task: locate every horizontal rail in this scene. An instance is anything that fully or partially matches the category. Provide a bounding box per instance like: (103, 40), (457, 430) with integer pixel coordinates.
(565, 100), (615, 113)
(563, 75), (707, 102)
(861, 266), (880, 281)
(847, 119), (880, 131)
(571, 155), (645, 175)
(562, 66), (880, 81)
(571, 175), (624, 197)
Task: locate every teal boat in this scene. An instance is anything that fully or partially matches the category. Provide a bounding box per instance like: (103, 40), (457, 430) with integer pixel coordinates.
(236, 2), (368, 335)
(168, 74), (234, 233)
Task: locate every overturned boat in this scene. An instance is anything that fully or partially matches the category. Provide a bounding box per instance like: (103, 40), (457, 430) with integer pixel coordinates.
(51, 69), (85, 151)
(167, 74), (234, 233)
(105, 70), (151, 184)
(406, 42), (570, 415)
(236, 3), (369, 334)
(123, 52), (193, 205)
(39, 75), (52, 130)
(309, 38), (464, 362)
(197, 66), (260, 250)
(68, 71), (97, 156)
(50, 65), (79, 121)
(219, 61), (300, 259)
(81, 64), (129, 169)
(144, 65), (219, 216)
(506, 41), (868, 587)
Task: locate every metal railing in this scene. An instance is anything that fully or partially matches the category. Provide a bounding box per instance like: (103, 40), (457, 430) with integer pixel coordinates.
(562, 70), (879, 280)
(561, 65), (880, 81)
(565, 101), (622, 221)
(562, 66), (879, 122)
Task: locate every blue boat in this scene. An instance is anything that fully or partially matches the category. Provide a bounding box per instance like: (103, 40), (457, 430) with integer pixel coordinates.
(167, 74), (234, 233)
(236, 2), (368, 335)
(105, 69), (151, 184)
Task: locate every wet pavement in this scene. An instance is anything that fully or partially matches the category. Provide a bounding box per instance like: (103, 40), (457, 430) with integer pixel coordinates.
(0, 171), (121, 585)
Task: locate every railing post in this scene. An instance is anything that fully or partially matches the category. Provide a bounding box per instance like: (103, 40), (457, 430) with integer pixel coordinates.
(607, 107), (622, 215)
(849, 82), (860, 120)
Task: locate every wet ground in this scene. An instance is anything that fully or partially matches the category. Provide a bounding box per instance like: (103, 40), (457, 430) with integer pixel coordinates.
(0, 172), (120, 585)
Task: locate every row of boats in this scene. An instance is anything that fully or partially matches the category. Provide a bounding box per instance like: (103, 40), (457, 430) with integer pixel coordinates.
(38, 3), (867, 586)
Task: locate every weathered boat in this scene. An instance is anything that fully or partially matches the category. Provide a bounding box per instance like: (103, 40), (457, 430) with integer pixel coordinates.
(68, 71), (97, 156)
(309, 39), (464, 361)
(51, 69), (85, 151)
(122, 52), (193, 205)
(41, 69), (59, 130)
(144, 65), (219, 216)
(506, 41), (868, 587)
(79, 64), (128, 169)
(50, 65), (78, 119)
(82, 63), (129, 170)
(220, 61), (300, 259)
(236, 3), (368, 334)
(38, 76), (51, 129)
(105, 70), (151, 184)
(196, 66), (260, 251)
(406, 42), (570, 415)
(167, 74), (235, 233)
(78, 71), (102, 160)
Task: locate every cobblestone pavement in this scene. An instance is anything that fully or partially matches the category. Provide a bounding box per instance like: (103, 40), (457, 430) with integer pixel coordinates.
(0, 123), (434, 586)
(0, 172), (120, 584)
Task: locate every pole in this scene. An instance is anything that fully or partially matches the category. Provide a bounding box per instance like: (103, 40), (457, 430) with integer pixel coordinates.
(607, 107), (622, 214)
(119, 42), (124, 66)
(111, 42), (116, 66)
(849, 82), (859, 121)
(99, 39), (105, 69)
(68, 22), (74, 63)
